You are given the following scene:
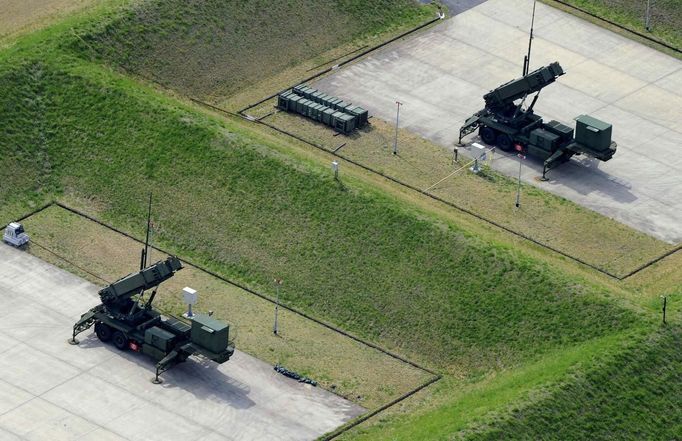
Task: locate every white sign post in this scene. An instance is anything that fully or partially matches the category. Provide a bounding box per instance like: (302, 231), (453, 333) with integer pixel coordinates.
(182, 287), (198, 319)
(331, 161), (339, 180)
(470, 143), (487, 173)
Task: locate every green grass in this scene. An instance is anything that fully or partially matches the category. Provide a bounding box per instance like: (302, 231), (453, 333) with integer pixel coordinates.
(544, 0), (682, 51)
(340, 324), (682, 441)
(339, 328), (645, 440)
(67, 0), (433, 102)
(461, 325), (682, 440)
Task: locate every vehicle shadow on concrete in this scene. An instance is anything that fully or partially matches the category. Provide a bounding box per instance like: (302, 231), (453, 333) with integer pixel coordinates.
(74, 333), (256, 409)
(492, 148), (637, 203)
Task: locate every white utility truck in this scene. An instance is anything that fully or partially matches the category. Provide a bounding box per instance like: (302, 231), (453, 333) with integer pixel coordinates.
(3, 222), (29, 247)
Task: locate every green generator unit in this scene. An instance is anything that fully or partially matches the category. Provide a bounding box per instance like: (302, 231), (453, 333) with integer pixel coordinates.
(191, 314), (230, 354)
(575, 115), (613, 153)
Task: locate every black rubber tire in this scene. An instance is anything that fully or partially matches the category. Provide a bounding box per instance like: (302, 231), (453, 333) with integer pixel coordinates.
(480, 126), (497, 145)
(496, 133), (514, 152)
(95, 322), (112, 342)
(112, 331), (128, 351)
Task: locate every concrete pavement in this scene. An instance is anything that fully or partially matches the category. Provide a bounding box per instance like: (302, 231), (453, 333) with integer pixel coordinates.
(0, 244), (363, 441)
(419, 0), (488, 16)
(315, 0), (682, 243)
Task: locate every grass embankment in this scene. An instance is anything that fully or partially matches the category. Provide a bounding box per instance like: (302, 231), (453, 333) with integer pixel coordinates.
(543, 0), (682, 52)
(0, 50), (638, 376)
(248, 102), (672, 276)
(461, 325), (682, 441)
(341, 324), (681, 441)
(69, 0), (433, 108)
(22, 205), (430, 409)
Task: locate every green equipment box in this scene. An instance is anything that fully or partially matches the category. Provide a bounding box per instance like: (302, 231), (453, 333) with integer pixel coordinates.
(575, 115), (612, 151)
(191, 314), (229, 354)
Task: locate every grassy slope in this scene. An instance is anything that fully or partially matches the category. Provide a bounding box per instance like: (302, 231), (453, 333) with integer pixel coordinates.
(342, 324), (681, 441)
(461, 325), (682, 441)
(70, 0), (432, 101)
(544, 0), (682, 51)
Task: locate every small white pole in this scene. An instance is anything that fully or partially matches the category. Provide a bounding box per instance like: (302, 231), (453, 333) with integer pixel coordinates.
(332, 161), (339, 180)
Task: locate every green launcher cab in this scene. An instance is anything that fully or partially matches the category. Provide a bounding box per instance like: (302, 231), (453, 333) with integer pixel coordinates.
(458, 62), (617, 178)
(70, 256), (235, 383)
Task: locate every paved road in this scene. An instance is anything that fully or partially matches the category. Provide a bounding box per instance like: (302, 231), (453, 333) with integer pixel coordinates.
(316, 0), (682, 243)
(0, 244), (363, 441)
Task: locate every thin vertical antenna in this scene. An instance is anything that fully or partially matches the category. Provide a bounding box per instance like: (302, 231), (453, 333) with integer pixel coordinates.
(523, 0), (537, 76)
(143, 192), (152, 269)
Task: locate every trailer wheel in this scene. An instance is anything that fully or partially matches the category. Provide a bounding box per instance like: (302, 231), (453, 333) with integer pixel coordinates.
(496, 133), (513, 152)
(480, 127), (497, 145)
(112, 331), (128, 351)
(95, 322), (112, 342)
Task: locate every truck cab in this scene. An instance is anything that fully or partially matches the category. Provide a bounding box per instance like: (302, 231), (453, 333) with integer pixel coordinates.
(3, 222), (29, 247)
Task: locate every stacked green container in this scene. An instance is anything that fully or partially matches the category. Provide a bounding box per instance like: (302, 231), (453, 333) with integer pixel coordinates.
(278, 84), (370, 134)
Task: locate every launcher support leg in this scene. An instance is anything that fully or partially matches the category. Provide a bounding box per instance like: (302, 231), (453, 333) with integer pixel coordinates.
(68, 328), (80, 345)
(69, 311), (97, 345)
(151, 350), (180, 384)
(152, 367), (163, 384)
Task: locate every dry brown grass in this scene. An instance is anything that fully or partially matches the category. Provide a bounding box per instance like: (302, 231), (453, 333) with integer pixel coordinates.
(0, 0), (100, 40)
(22, 204), (432, 410)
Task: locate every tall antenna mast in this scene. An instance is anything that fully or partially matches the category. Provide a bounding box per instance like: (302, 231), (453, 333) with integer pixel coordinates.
(142, 192), (152, 270)
(523, 0), (537, 76)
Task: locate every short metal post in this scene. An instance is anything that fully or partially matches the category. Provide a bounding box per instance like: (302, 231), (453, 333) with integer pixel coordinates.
(453, 147), (458, 164)
(515, 154), (525, 208)
(645, 0), (652, 31)
(273, 278), (283, 335)
(662, 295), (667, 325)
(332, 161), (339, 180)
(393, 101), (402, 155)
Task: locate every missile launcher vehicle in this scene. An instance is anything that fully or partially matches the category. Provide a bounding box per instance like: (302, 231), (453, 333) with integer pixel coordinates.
(70, 256), (235, 383)
(458, 62), (617, 178)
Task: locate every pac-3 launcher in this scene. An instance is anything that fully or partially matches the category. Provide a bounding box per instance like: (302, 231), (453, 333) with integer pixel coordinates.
(458, 62), (617, 178)
(70, 256), (235, 383)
